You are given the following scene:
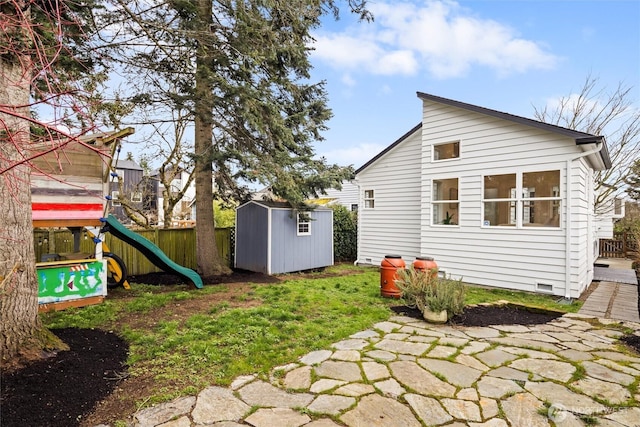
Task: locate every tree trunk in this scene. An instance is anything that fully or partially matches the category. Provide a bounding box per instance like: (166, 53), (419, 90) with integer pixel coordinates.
(193, 0), (230, 277)
(0, 49), (66, 362)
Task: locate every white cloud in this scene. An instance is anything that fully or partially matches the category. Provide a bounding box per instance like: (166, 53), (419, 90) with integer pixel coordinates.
(319, 143), (388, 168)
(312, 0), (558, 79)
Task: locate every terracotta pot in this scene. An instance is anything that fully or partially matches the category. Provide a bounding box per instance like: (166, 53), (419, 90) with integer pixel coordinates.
(422, 308), (448, 323)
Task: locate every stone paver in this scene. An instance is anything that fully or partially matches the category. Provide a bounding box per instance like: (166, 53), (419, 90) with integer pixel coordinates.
(119, 276), (640, 427)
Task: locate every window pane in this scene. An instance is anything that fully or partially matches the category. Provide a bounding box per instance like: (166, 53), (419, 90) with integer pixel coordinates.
(484, 174), (516, 199)
(364, 190), (374, 199)
(365, 200), (374, 208)
(434, 142), (459, 161)
(523, 170), (559, 197)
(433, 178), (458, 201)
(433, 203), (458, 225)
(522, 200), (560, 227)
(483, 201), (515, 226)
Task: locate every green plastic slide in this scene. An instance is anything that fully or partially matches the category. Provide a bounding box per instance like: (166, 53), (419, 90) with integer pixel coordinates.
(100, 215), (203, 289)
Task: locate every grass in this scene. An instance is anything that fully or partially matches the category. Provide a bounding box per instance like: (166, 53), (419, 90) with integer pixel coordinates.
(41, 265), (582, 406)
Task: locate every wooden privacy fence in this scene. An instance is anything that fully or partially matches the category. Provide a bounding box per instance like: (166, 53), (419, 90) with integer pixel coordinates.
(599, 232), (638, 259)
(34, 227), (233, 274)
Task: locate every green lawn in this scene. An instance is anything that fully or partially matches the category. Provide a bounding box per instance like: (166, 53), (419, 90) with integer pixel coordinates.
(41, 265), (582, 406)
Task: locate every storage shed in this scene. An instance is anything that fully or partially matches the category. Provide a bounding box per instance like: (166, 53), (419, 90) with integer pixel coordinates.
(235, 200), (333, 274)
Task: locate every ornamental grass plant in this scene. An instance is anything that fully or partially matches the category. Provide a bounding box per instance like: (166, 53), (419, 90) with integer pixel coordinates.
(395, 266), (466, 320)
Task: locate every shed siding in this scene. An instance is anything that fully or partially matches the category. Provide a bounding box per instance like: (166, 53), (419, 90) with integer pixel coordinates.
(269, 209), (333, 274)
(357, 129), (423, 264)
(235, 203), (269, 273)
(357, 99), (599, 297)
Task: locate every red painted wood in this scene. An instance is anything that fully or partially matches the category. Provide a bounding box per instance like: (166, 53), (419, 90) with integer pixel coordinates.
(31, 203), (104, 211)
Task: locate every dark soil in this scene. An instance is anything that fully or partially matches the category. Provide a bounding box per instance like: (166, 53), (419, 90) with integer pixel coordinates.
(0, 328), (128, 427)
(2, 270), (639, 427)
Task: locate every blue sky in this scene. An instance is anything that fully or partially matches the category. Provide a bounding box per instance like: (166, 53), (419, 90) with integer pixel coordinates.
(308, 0), (640, 169)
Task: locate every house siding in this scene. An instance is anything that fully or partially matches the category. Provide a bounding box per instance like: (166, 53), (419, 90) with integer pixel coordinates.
(319, 181), (359, 210)
(357, 129), (423, 264)
(357, 97), (603, 297)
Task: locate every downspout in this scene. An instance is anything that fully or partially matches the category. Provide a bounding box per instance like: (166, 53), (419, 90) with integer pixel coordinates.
(564, 142), (604, 299)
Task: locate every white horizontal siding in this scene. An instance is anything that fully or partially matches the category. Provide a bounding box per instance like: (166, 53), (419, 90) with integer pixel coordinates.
(418, 101), (580, 295)
(317, 181), (359, 209)
(357, 98), (599, 297)
(357, 129), (423, 264)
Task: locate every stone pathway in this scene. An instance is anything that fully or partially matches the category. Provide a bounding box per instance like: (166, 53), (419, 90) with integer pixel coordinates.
(108, 313), (640, 427)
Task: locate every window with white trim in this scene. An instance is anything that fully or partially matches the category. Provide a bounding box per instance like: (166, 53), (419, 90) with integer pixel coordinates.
(483, 170), (560, 228)
(131, 191), (142, 203)
(433, 141), (460, 161)
(350, 204), (358, 212)
(364, 190), (375, 208)
(297, 213), (311, 235)
(111, 190), (121, 206)
(432, 178), (459, 225)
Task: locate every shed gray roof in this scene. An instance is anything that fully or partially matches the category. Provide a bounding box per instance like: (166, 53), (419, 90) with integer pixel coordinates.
(355, 92), (611, 174)
(115, 159), (143, 171)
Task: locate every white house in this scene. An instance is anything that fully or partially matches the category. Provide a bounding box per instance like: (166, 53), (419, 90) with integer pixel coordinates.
(311, 180), (360, 211)
(354, 92), (611, 299)
(594, 189), (625, 239)
(153, 169), (196, 226)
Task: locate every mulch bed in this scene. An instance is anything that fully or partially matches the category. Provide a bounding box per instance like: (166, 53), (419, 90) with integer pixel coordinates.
(0, 328), (128, 427)
(391, 304), (565, 326)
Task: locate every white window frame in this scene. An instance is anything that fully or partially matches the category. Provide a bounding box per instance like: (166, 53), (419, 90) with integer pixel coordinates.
(482, 170), (561, 229)
(350, 204), (358, 212)
(131, 191), (142, 203)
(364, 190), (375, 209)
(297, 213), (311, 236)
(432, 141), (460, 162)
(111, 190), (121, 206)
(431, 178), (459, 226)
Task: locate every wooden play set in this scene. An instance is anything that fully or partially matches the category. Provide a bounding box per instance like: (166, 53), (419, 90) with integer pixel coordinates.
(31, 129), (134, 312)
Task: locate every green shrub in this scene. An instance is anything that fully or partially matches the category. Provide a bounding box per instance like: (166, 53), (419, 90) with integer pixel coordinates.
(395, 267), (466, 318)
(331, 205), (357, 262)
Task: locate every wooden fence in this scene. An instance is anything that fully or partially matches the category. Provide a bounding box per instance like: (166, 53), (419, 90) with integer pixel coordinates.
(34, 227), (233, 275)
(599, 232), (638, 259)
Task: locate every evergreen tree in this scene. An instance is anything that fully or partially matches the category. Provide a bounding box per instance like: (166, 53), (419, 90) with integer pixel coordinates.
(626, 159), (640, 202)
(100, 0), (369, 276)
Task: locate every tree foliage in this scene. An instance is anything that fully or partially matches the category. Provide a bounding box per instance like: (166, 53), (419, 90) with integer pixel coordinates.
(625, 158), (640, 202)
(97, 0), (368, 275)
(534, 75), (640, 213)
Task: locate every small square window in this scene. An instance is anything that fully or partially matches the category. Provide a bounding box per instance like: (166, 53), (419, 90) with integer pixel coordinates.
(111, 190), (121, 206)
(297, 213), (311, 235)
(364, 190), (375, 209)
(433, 141), (460, 161)
(131, 192), (142, 203)
(351, 204), (358, 212)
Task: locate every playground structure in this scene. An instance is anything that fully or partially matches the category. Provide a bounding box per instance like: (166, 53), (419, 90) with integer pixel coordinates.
(32, 129), (202, 312)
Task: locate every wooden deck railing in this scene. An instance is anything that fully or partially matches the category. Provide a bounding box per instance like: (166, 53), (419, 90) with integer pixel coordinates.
(599, 232), (638, 259)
